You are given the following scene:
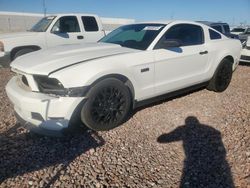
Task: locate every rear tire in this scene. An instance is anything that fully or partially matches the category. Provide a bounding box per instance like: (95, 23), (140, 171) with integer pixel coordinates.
(207, 59), (233, 92)
(81, 78), (131, 131)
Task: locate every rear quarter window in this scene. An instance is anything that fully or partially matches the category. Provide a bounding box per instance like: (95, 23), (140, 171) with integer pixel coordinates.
(209, 29), (222, 40)
(81, 16), (99, 32)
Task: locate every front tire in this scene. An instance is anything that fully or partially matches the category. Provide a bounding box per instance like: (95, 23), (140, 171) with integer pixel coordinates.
(81, 78), (132, 131)
(207, 59), (233, 92)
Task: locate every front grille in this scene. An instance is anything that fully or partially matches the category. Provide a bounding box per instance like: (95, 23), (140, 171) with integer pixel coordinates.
(21, 75), (29, 87)
(240, 55), (250, 61)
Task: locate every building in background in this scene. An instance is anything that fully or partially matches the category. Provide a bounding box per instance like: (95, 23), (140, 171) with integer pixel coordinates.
(0, 11), (43, 33)
(0, 11), (135, 33)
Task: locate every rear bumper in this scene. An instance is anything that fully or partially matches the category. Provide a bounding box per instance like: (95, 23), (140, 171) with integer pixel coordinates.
(0, 52), (11, 67)
(6, 76), (85, 135)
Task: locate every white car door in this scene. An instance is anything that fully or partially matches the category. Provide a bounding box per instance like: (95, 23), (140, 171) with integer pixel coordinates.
(46, 16), (84, 48)
(153, 24), (209, 96)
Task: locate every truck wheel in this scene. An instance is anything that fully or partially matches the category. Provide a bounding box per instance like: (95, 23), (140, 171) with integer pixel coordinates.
(81, 78), (131, 131)
(13, 48), (35, 60)
(207, 59), (233, 92)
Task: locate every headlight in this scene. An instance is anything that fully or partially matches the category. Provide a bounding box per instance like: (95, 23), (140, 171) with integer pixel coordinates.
(34, 75), (89, 97)
(0, 41), (4, 52)
(242, 41), (247, 48)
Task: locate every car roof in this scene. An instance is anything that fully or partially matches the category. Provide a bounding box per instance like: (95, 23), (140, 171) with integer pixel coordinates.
(46, 13), (98, 17)
(134, 20), (207, 26)
(197, 21), (229, 26)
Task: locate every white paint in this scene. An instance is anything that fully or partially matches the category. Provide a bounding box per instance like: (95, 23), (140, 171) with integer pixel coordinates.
(6, 20), (242, 132)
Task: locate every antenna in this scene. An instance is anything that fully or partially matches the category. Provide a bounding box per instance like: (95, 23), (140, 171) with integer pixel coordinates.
(170, 11), (175, 20)
(43, 0), (47, 17)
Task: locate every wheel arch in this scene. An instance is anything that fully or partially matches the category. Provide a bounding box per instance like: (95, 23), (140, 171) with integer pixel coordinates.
(210, 54), (234, 79)
(207, 54), (234, 92)
(219, 55), (234, 71)
(10, 45), (42, 60)
(223, 55), (234, 64)
(90, 74), (135, 102)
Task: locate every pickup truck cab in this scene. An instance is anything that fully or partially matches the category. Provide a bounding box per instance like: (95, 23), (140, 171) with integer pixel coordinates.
(0, 13), (134, 66)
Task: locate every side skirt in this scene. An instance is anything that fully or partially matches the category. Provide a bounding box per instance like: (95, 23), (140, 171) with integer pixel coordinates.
(133, 81), (209, 109)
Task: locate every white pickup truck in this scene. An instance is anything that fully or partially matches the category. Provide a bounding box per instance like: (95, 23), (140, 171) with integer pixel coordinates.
(0, 13), (134, 66)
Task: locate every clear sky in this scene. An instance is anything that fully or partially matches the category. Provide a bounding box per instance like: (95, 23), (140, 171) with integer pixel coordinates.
(0, 0), (249, 26)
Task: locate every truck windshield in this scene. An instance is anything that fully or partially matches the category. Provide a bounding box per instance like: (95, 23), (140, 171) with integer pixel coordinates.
(99, 24), (166, 50)
(30, 16), (55, 32)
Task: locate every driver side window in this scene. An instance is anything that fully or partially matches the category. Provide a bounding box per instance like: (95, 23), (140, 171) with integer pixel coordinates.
(51, 16), (80, 33)
(155, 24), (204, 49)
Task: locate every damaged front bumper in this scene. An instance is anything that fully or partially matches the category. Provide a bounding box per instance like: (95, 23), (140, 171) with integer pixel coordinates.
(6, 76), (85, 136)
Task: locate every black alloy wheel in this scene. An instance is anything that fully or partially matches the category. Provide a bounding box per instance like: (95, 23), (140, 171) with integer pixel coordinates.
(207, 58), (233, 92)
(81, 78), (131, 131)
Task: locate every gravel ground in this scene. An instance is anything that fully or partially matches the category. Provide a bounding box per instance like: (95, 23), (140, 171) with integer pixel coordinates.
(0, 65), (249, 188)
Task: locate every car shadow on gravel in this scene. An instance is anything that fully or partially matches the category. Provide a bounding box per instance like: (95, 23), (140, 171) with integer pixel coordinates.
(157, 116), (235, 188)
(131, 85), (206, 118)
(0, 123), (105, 186)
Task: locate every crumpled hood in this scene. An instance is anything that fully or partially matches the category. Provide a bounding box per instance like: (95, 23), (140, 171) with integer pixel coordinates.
(11, 42), (137, 75)
(0, 32), (40, 40)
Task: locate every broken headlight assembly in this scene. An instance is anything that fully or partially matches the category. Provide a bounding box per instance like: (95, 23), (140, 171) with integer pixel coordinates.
(34, 75), (89, 97)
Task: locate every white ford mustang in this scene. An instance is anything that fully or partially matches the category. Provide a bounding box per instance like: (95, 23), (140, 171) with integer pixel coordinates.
(6, 20), (242, 135)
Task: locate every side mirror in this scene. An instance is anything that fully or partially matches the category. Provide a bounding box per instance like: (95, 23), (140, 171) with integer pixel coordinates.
(161, 39), (182, 48)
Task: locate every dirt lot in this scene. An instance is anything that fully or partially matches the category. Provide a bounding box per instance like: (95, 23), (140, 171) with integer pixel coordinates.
(0, 65), (249, 188)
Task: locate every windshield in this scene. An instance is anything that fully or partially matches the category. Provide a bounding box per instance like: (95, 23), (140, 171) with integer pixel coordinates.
(231, 28), (245, 32)
(99, 24), (166, 50)
(30, 16), (55, 32)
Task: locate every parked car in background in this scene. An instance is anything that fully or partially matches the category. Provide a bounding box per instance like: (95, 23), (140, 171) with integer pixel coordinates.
(6, 20), (242, 135)
(197, 21), (239, 40)
(238, 27), (250, 44)
(231, 27), (247, 35)
(0, 13), (134, 66)
(240, 36), (250, 63)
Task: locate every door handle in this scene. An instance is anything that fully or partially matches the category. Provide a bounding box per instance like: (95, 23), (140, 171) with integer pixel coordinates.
(199, 51), (208, 55)
(77, 35), (84, 39)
